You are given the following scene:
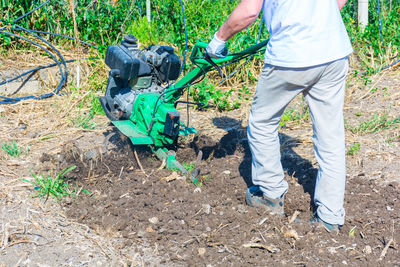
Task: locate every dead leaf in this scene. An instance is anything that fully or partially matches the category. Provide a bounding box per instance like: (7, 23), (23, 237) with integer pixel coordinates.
(243, 238), (279, 253)
(146, 226), (156, 233)
(284, 229), (299, 240)
(242, 242), (279, 253)
(288, 210), (300, 224)
(164, 171), (181, 182)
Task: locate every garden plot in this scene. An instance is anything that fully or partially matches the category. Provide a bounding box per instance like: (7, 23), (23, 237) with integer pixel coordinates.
(0, 66), (399, 266)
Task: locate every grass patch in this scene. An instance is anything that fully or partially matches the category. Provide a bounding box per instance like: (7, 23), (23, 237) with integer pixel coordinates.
(385, 133), (400, 144)
(72, 112), (96, 129)
(21, 166), (89, 201)
(0, 140), (28, 157)
(89, 94), (106, 116)
(349, 114), (400, 134)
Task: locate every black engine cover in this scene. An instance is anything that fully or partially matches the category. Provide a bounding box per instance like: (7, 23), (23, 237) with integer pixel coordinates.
(148, 45), (181, 82)
(105, 45), (151, 81)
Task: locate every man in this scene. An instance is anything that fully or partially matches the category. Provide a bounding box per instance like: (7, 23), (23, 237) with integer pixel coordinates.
(206, 0), (352, 232)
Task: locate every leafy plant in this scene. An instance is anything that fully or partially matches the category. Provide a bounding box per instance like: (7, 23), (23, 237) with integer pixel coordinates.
(188, 78), (236, 111)
(279, 105), (310, 128)
(347, 142), (360, 156)
(21, 166), (89, 200)
(238, 85), (251, 101)
(183, 161), (195, 172)
(0, 140), (28, 157)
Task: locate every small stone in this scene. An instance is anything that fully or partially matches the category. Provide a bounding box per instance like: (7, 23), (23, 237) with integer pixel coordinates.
(342, 260), (347, 265)
(202, 204), (211, 214)
(237, 204), (247, 213)
(137, 230), (146, 237)
(327, 247), (337, 254)
(180, 220), (185, 225)
(64, 197), (72, 205)
(219, 211), (224, 216)
(85, 150), (97, 160)
(198, 247), (206, 256)
(149, 217), (159, 224)
(206, 227), (211, 232)
(222, 170), (231, 175)
(386, 206), (393, 211)
(193, 187), (202, 193)
(363, 245), (372, 254)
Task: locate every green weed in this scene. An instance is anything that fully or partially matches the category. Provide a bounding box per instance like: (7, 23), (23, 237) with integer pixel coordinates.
(349, 226), (357, 237)
(126, 17), (160, 46)
(350, 114), (400, 134)
(385, 133), (400, 144)
(72, 112), (96, 129)
(183, 161), (195, 172)
(0, 140), (28, 157)
(188, 78), (236, 111)
(21, 166), (89, 201)
(347, 142), (360, 156)
(279, 105), (310, 128)
(89, 94), (106, 116)
(238, 85), (252, 101)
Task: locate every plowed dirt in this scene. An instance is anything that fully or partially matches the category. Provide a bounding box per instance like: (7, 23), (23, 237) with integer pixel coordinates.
(52, 129), (400, 266)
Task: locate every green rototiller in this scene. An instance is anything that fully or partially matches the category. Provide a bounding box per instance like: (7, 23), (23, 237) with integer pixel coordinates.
(100, 35), (268, 181)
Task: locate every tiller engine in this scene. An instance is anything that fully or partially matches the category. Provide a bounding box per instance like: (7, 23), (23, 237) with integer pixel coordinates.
(100, 35), (268, 182)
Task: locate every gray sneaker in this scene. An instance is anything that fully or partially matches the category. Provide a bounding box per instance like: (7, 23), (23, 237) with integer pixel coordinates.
(245, 186), (284, 215)
(309, 213), (342, 233)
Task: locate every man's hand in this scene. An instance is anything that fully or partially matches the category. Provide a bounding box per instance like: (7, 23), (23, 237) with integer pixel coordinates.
(206, 33), (229, 58)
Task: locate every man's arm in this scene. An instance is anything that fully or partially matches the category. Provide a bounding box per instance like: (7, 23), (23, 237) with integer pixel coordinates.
(337, 0), (348, 10)
(216, 0), (264, 41)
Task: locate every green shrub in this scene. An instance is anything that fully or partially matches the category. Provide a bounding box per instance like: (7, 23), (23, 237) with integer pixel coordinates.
(1, 0), (399, 72)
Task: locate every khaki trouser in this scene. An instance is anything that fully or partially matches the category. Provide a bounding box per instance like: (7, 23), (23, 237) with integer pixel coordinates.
(247, 57), (349, 225)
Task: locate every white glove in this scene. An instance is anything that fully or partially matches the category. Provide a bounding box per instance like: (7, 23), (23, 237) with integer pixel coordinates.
(206, 33), (228, 59)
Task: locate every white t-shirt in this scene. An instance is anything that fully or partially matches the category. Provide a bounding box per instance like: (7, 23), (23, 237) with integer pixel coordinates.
(263, 0), (353, 67)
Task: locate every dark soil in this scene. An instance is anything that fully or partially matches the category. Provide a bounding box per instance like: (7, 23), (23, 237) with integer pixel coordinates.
(43, 129), (400, 266)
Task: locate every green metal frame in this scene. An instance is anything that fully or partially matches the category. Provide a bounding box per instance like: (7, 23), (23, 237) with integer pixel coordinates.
(110, 39), (269, 174)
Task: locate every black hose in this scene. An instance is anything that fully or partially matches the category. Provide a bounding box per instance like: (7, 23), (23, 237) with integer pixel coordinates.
(0, 59), (76, 87)
(178, 0), (188, 77)
(16, 24), (68, 88)
(13, 28), (98, 49)
(1, 0), (97, 104)
(0, 29), (65, 104)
